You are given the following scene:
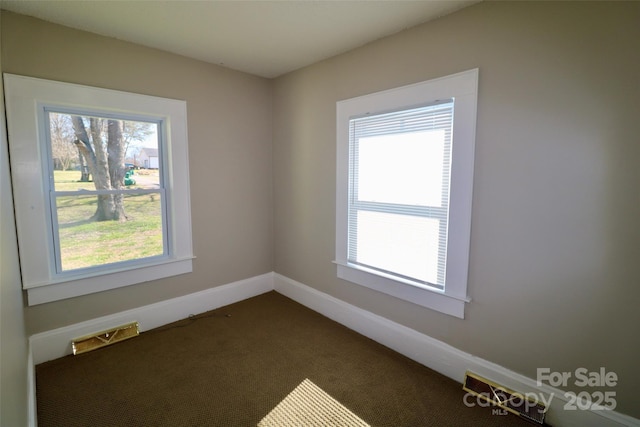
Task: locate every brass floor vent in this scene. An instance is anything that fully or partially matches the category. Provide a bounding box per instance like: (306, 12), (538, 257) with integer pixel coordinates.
(463, 371), (546, 425)
(72, 322), (139, 355)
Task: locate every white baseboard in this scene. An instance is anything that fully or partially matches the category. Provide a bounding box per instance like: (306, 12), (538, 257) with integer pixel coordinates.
(26, 341), (37, 427)
(273, 273), (639, 427)
(27, 272), (271, 426)
(29, 272), (273, 365)
(27, 272), (638, 427)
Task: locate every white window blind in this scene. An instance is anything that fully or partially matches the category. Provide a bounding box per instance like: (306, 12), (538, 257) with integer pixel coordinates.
(347, 100), (454, 290)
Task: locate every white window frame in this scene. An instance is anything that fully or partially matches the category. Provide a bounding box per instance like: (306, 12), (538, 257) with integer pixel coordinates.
(335, 69), (478, 318)
(43, 107), (169, 276)
(3, 74), (194, 305)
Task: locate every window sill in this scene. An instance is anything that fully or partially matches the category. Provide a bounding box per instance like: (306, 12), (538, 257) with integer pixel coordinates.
(335, 261), (470, 319)
(26, 257), (194, 306)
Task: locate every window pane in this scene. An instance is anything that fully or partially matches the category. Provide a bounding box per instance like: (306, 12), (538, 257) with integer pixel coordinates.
(357, 130), (446, 207)
(55, 193), (164, 271)
(47, 111), (165, 273)
(48, 112), (160, 191)
(353, 210), (440, 286)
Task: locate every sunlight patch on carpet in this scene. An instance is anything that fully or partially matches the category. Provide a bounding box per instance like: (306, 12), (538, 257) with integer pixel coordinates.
(258, 379), (370, 427)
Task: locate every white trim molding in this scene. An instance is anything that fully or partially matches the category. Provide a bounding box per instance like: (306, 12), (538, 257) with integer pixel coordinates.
(3, 73), (194, 305)
(273, 273), (639, 427)
(335, 69), (478, 319)
(27, 272), (273, 426)
(27, 272), (638, 427)
(29, 272), (273, 365)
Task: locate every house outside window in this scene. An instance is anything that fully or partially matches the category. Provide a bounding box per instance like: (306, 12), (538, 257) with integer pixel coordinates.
(139, 147), (159, 169)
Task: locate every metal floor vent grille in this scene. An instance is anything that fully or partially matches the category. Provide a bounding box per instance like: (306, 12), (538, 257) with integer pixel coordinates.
(463, 371), (546, 425)
(72, 322), (139, 355)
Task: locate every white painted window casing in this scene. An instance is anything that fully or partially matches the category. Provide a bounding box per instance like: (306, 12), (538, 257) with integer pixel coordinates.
(3, 74), (194, 305)
(335, 69), (478, 318)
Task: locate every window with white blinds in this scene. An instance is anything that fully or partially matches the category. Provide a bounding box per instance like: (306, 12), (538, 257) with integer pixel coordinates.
(336, 69), (478, 318)
(348, 101), (453, 290)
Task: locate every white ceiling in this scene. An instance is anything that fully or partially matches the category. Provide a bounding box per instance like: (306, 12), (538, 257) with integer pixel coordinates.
(0, 0), (477, 78)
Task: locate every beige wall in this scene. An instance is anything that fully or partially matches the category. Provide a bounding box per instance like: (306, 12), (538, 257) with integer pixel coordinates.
(0, 8), (29, 426)
(272, 1), (640, 418)
(1, 11), (274, 334)
(3, 2), (640, 422)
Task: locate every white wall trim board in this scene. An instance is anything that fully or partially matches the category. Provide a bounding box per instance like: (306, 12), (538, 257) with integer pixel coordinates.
(26, 342), (37, 427)
(273, 273), (639, 427)
(29, 272), (273, 365)
(27, 272), (637, 427)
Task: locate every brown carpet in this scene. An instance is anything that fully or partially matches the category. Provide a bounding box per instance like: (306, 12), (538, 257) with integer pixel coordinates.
(36, 291), (532, 426)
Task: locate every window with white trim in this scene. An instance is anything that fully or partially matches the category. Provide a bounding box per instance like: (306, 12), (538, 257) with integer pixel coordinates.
(3, 74), (193, 305)
(336, 69), (478, 318)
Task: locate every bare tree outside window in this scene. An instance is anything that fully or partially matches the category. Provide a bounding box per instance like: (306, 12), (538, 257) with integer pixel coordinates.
(47, 111), (163, 271)
(49, 112), (77, 171)
(50, 113), (156, 221)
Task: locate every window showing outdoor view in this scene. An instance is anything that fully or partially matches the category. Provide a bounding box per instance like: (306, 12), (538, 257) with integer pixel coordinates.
(47, 110), (166, 273)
